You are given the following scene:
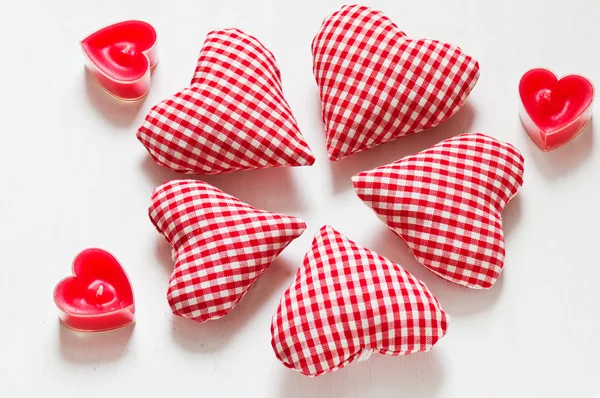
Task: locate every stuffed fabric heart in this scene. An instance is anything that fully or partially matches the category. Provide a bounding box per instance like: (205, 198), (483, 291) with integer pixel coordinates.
(353, 133), (524, 289)
(138, 28), (315, 175)
(312, 5), (480, 160)
(149, 180), (306, 322)
(271, 226), (448, 377)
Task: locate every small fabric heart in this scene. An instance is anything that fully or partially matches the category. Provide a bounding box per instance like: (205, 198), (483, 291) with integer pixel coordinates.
(353, 133), (524, 289)
(312, 5), (480, 160)
(138, 28), (315, 175)
(149, 180), (306, 322)
(271, 226), (448, 377)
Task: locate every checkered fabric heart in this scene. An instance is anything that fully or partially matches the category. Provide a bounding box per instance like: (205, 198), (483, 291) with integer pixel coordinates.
(271, 226), (448, 377)
(138, 28), (315, 175)
(312, 5), (480, 160)
(149, 179), (306, 322)
(353, 133), (524, 289)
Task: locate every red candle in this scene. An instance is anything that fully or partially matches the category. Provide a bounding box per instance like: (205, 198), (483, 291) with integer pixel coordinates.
(81, 20), (158, 101)
(519, 68), (594, 152)
(54, 249), (135, 333)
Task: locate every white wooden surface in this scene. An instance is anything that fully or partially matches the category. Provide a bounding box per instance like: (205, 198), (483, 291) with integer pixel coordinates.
(1, 0), (599, 396)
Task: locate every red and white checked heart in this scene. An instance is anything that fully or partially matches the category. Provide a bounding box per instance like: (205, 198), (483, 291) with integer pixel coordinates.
(271, 226), (448, 376)
(312, 5), (480, 161)
(148, 180), (306, 323)
(138, 28), (315, 175)
(353, 133), (525, 289)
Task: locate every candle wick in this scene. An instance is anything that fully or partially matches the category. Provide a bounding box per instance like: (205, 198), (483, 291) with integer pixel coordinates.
(537, 89), (553, 105)
(122, 44), (134, 55)
(96, 285), (104, 297)
(541, 91), (552, 102)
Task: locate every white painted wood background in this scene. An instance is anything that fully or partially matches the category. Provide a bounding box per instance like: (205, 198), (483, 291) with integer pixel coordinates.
(0, 0), (598, 396)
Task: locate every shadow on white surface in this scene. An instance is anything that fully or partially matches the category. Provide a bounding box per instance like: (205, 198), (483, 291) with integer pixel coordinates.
(140, 154), (307, 213)
(327, 102), (476, 194)
(84, 69), (146, 127)
(140, 155), (192, 187)
(303, 85), (329, 154)
(277, 349), (443, 398)
(368, 226), (504, 316)
(201, 166), (306, 213)
(524, 118), (594, 179)
(502, 192), (523, 238)
(155, 235), (175, 279)
(58, 321), (133, 363)
(168, 256), (295, 352)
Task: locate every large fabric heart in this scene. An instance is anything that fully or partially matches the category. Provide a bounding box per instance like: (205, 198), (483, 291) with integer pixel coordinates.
(149, 180), (306, 323)
(519, 68), (594, 152)
(312, 5), (480, 160)
(271, 226), (448, 377)
(81, 20), (158, 101)
(138, 28), (315, 175)
(353, 133), (524, 289)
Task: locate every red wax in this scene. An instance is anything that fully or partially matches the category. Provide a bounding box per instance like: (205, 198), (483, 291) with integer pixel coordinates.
(519, 68), (594, 152)
(54, 249), (135, 333)
(81, 21), (158, 101)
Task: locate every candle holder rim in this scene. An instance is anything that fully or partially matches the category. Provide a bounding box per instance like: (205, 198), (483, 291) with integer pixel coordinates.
(59, 318), (135, 334)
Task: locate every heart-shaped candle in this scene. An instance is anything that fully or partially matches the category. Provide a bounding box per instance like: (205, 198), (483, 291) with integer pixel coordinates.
(54, 249), (135, 333)
(519, 68), (594, 152)
(81, 20), (158, 101)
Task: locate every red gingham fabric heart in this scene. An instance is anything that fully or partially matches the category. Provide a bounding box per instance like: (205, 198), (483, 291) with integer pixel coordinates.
(312, 5), (480, 160)
(353, 133), (524, 289)
(138, 28), (315, 175)
(271, 226), (448, 377)
(149, 180), (306, 322)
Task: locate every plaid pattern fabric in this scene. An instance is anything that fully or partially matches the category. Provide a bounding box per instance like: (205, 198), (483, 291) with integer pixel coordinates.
(271, 226), (448, 377)
(138, 28), (315, 175)
(149, 179), (306, 323)
(353, 133), (524, 289)
(312, 5), (480, 161)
